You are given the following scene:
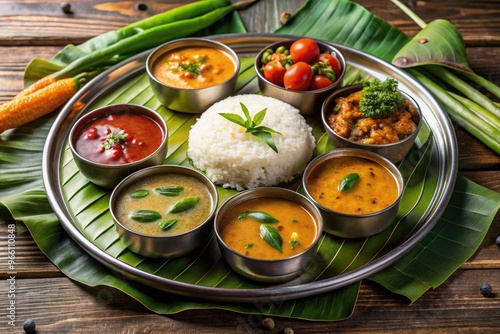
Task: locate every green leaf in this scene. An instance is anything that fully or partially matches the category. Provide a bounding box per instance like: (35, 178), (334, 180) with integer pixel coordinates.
(218, 113), (247, 128)
(338, 173), (360, 191)
(253, 108), (267, 126)
(130, 189), (149, 199)
(238, 211), (279, 223)
(167, 196), (200, 213)
(260, 224), (283, 253)
(130, 210), (162, 222)
(240, 102), (252, 126)
(159, 219), (177, 231)
(155, 185), (184, 197)
(392, 20), (471, 71)
(250, 130), (278, 153)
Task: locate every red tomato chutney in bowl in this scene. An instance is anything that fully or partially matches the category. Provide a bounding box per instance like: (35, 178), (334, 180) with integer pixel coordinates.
(75, 112), (163, 165)
(69, 104), (168, 188)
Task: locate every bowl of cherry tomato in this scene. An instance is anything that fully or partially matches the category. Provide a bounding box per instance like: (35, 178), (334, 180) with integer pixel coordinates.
(255, 38), (346, 115)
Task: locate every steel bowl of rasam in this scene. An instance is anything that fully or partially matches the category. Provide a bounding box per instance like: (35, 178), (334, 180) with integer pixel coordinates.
(302, 148), (404, 238)
(69, 104), (168, 189)
(109, 165), (219, 258)
(214, 187), (323, 283)
(146, 37), (240, 113)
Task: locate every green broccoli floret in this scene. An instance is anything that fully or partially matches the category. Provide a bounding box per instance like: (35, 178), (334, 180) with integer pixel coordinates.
(359, 78), (406, 118)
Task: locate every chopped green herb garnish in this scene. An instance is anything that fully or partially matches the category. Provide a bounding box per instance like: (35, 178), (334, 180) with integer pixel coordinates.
(219, 103), (281, 153)
(245, 243), (254, 249)
(102, 132), (126, 150)
(290, 239), (300, 250)
(359, 78), (406, 118)
(291, 218), (298, 223)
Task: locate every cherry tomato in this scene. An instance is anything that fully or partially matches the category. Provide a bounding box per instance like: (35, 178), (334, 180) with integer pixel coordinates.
(315, 53), (341, 77)
(309, 75), (333, 90)
(283, 62), (313, 91)
(263, 60), (286, 87)
(290, 38), (320, 64)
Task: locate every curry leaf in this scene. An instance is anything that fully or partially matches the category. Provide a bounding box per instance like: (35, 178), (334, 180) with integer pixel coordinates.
(167, 196), (200, 213)
(159, 219), (177, 231)
(260, 224), (283, 253)
(130, 210), (162, 222)
(155, 185), (184, 197)
(338, 173), (360, 191)
(219, 113), (247, 128)
(130, 189), (149, 199)
(238, 211), (279, 223)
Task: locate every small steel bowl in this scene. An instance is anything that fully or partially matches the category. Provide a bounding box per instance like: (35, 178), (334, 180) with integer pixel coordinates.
(109, 165), (219, 258)
(302, 148), (404, 238)
(321, 84), (422, 163)
(146, 37), (240, 113)
(255, 38), (346, 115)
(69, 104), (168, 189)
(214, 187), (323, 283)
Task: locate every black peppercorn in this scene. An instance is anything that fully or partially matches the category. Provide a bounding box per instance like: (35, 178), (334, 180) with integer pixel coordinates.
(262, 317), (275, 330)
(61, 2), (71, 14)
(480, 283), (493, 297)
(23, 319), (36, 334)
(496, 235), (500, 247)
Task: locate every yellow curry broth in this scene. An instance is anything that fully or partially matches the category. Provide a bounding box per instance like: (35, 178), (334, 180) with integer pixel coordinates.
(307, 156), (399, 214)
(219, 197), (317, 260)
(115, 174), (212, 236)
(152, 46), (236, 89)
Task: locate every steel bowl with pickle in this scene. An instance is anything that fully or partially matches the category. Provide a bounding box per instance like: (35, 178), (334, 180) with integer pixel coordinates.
(255, 38), (346, 115)
(321, 80), (422, 163)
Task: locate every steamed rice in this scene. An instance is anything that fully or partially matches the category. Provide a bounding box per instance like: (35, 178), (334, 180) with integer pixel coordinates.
(187, 94), (315, 190)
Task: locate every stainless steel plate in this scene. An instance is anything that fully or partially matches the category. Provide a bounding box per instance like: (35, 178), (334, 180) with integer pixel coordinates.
(43, 33), (458, 303)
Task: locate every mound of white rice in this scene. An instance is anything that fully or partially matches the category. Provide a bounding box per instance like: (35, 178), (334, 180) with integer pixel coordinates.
(187, 94), (315, 190)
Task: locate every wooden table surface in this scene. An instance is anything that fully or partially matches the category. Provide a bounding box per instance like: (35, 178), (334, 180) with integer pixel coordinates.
(0, 0), (499, 333)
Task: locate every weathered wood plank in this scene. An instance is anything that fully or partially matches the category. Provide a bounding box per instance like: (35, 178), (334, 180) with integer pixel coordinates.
(0, 1), (499, 46)
(0, 270), (498, 333)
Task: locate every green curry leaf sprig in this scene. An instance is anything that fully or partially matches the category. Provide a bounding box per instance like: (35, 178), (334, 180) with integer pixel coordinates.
(219, 103), (282, 153)
(359, 78), (406, 118)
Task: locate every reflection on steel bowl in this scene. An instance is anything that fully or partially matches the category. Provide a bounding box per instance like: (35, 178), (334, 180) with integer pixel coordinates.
(302, 148), (404, 238)
(110, 165), (219, 258)
(214, 187), (323, 283)
(321, 84), (422, 163)
(146, 38), (240, 113)
(69, 104), (168, 189)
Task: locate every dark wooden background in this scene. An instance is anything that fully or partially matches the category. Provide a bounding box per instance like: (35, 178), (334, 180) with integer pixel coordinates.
(0, 1), (499, 333)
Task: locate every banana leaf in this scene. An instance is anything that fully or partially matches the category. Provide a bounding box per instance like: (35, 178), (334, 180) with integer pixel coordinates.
(1, 0), (499, 322)
(392, 19), (471, 71)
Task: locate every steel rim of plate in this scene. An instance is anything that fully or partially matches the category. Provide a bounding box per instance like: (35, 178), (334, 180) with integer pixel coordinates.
(42, 33), (458, 303)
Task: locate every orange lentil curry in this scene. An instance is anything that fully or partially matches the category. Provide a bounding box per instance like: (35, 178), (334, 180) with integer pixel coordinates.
(152, 46), (236, 89)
